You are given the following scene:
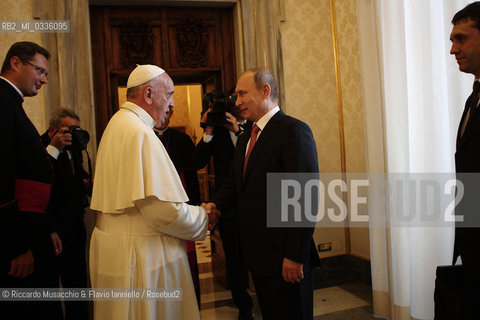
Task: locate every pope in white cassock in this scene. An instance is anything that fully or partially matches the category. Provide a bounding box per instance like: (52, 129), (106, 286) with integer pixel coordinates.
(89, 65), (212, 320)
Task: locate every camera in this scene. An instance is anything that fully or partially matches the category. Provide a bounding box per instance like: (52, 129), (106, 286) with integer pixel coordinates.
(201, 90), (238, 128)
(66, 125), (90, 150)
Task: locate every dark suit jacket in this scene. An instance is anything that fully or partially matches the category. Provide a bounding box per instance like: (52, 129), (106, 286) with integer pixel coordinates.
(214, 110), (320, 276)
(158, 127), (201, 205)
(40, 132), (89, 246)
(0, 78), (53, 279)
(193, 125), (237, 191)
(454, 89), (480, 281)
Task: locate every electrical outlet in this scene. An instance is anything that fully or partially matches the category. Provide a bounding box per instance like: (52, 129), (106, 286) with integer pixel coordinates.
(318, 242), (332, 252)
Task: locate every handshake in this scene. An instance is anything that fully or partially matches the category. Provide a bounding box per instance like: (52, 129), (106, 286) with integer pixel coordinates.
(201, 202), (221, 230)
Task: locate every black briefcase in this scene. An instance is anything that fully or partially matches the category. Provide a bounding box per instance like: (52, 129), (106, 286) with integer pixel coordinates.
(434, 265), (463, 320)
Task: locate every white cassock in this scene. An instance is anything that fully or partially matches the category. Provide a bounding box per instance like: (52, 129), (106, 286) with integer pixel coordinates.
(89, 101), (208, 320)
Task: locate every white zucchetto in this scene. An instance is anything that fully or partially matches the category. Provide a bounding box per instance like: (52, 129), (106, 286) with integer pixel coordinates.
(127, 64), (165, 89)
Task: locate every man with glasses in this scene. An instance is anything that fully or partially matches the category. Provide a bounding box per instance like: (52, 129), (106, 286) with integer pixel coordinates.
(20, 58), (49, 78)
(0, 41), (62, 319)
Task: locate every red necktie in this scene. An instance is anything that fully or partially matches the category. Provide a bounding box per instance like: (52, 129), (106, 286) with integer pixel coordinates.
(243, 124), (260, 175)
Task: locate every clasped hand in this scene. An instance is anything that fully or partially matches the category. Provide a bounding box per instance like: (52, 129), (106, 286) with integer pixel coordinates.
(201, 202), (221, 230)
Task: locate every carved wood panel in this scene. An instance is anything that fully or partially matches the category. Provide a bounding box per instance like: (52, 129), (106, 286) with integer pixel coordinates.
(175, 18), (209, 68)
(115, 18), (154, 68)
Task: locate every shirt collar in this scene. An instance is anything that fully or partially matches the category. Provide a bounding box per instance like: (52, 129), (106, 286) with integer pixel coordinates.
(121, 101), (156, 129)
(0, 76), (24, 98)
(154, 127), (168, 136)
(255, 106), (280, 131)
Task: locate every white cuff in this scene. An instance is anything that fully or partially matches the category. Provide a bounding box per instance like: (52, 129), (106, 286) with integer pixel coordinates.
(134, 196), (208, 241)
(203, 132), (213, 143)
(46, 145), (60, 159)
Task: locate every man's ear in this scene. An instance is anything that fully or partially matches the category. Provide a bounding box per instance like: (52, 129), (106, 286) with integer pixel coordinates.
(263, 83), (271, 99)
(10, 56), (21, 72)
(47, 125), (57, 139)
(144, 86), (154, 104)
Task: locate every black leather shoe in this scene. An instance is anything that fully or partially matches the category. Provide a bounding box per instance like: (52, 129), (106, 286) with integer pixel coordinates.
(238, 309), (254, 320)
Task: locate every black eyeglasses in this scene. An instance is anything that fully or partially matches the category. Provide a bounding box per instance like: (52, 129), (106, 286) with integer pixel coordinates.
(20, 58), (48, 79)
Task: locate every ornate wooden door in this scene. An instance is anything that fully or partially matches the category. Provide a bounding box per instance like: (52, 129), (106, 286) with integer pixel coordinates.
(90, 5), (236, 142)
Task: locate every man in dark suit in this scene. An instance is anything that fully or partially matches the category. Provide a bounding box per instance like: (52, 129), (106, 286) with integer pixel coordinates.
(193, 103), (254, 320)
(0, 41), (62, 319)
(450, 2), (480, 318)
(156, 106), (201, 205)
(41, 108), (91, 320)
(205, 68), (320, 320)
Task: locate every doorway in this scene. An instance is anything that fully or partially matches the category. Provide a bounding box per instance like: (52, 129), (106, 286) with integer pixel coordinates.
(89, 2), (235, 291)
(89, 4), (237, 142)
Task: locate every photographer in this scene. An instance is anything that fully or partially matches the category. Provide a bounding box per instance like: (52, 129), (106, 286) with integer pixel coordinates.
(41, 108), (91, 320)
(193, 91), (254, 320)
(194, 91), (252, 184)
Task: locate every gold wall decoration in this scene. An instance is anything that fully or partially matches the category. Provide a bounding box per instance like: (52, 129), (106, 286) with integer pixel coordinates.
(330, 0), (350, 253)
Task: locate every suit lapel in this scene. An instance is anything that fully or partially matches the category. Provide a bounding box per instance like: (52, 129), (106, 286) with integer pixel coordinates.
(236, 120), (254, 175)
(241, 110), (285, 185)
(235, 128), (249, 189)
(244, 120), (253, 131)
(457, 104), (469, 150)
(458, 95), (480, 150)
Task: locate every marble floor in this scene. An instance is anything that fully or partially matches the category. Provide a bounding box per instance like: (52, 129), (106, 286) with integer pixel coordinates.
(195, 236), (377, 320)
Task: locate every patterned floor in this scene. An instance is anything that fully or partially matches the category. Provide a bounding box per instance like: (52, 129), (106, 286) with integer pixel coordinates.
(195, 234), (212, 264)
(195, 236), (377, 320)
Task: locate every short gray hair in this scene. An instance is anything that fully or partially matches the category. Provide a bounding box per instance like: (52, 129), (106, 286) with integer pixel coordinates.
(248, 68), (279, 104)
(49, 108), (80, 128)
